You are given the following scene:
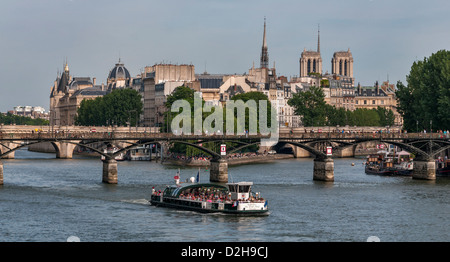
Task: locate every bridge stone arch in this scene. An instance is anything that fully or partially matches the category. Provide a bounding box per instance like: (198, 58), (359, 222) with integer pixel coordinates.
(1, 140), (43, 159)
(167, 140), (221, 159)
(277, 140), (328, 159)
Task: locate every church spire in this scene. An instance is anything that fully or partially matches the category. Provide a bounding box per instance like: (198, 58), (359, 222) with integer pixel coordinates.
(317, 24), (320, 53)
(260, 17), (269, 68)
(64, 57), (69, 72)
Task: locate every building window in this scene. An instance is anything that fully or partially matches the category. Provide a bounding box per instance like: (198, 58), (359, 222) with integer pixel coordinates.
(372, 100), (375, 105)
(364, 100), (367, 105)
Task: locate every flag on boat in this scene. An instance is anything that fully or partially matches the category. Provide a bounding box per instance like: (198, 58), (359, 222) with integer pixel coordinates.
(174, 169), (180, 185)
(232, 201), (238, 207)
(264, 200), (268, 208)
(174, 170), (180, 180)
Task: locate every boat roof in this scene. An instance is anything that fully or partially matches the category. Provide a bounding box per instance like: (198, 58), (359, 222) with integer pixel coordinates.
(166, 183), (228, 198)
(226, 181), (253, 186)
(180, 182), (227, 189)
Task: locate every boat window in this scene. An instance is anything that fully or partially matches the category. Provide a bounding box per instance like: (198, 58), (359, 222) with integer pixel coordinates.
(239, 185), (251, 193)
(228, 185), (237, 192)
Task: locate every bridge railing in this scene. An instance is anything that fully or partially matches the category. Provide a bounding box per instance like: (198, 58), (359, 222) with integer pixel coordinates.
(279, 132), (450, 140)
(1, 130), (449, 141)
(0, 131), (270, 140)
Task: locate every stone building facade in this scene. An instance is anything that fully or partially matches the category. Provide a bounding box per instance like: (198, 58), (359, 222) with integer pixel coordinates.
(143, 64), (196, 127)
(49, 60), (135, 126)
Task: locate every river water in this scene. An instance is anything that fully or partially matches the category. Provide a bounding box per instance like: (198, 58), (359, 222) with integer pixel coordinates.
(0, 148), (449, 242)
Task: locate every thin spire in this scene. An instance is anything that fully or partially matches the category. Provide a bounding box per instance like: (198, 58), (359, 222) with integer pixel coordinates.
(260, 17), (269, 68)
(262, 17), (267, 48)
(317, 24), (320, 53)
(64, 57), (69, 72)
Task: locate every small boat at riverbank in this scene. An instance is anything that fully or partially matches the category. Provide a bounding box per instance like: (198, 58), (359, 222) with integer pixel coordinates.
(126, 145), (151, 161)
(365, 151), (413, 176)
(101, 146), (125, 161)
(150, 178), (269, 215)
(436, 160), (450, 177)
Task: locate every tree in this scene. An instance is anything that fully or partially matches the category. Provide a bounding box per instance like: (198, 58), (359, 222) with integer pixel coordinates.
(75, 89), (143, 126)
(288, 86), (395, 127)
(376, 106), (395, 127)
(288, 86), (330, 126)
(0, 113), (49, 125)
(396, 50), (450, 131)
(230, 91), (274, 133)
(162, 85), (206, 133)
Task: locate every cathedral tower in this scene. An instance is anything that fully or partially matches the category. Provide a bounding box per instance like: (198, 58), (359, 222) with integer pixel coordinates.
(299, 26), (322, 77)
(331, 48), (353, 79)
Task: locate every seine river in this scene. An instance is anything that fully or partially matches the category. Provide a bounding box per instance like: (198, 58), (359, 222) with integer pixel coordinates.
(1, 148), (449, 242)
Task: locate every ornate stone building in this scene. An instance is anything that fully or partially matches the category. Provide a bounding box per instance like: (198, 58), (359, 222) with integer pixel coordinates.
(106, 59), (132, 91)
(50, 60), (135, 126)
(355, 81), (402, 126)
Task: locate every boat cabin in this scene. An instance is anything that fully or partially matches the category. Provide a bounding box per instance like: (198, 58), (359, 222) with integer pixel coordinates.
(227, 182), (253, 201)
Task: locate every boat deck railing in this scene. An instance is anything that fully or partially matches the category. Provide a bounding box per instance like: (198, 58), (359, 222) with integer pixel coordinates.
(153, 192), (265, 204)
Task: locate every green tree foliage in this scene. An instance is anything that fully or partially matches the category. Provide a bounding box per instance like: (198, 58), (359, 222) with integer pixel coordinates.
(288, 86), (395, 127)
(230, 91), (274, 133)
(162, 85), (207, 132)
(396, 50), (450, 131)
(0, 113), (49, 125)
(164, 88), (269, 155)
(288, 86), (331, 126)
(75, 89), (143, 126)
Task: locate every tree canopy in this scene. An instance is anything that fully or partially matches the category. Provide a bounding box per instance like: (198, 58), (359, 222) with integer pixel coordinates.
(396, 50), (450, 132)
(0, 113), (49, 125)
(288, 86), (395, 127)
(75, 88), (143, 126)
(288, 86), (331, 126)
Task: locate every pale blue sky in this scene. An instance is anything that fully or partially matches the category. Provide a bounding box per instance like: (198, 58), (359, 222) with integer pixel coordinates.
(1, 0), (449, 112)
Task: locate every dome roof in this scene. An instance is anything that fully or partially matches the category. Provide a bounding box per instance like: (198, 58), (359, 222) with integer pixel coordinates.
(108, 59), (131, 80)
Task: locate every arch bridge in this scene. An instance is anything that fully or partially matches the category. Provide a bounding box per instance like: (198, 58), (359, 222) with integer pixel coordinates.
(1, 131), (448, 185)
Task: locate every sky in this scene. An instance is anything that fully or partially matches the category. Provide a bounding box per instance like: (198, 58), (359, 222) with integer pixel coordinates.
(1, 0), (449, 112)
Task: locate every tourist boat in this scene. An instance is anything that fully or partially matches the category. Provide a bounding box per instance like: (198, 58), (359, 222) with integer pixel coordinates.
(150, 175), (269, 215)
(126, 145), (151, 161)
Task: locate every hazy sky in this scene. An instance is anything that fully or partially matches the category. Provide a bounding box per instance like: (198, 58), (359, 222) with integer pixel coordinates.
(1, 0), (449, 112)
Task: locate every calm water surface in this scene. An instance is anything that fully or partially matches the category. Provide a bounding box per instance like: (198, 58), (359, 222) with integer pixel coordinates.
(1, 148), (449, 242)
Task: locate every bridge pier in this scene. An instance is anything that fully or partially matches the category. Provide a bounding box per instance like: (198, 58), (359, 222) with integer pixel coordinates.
(413, 159), (436, 180)
(210, 158), (228, 183)
(102, 159), (118, 184)
(0, 160), (3, 185)
(313, 157), (334, 182)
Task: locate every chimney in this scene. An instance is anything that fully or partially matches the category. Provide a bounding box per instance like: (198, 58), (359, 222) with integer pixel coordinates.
(93, 77), (96, 86)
